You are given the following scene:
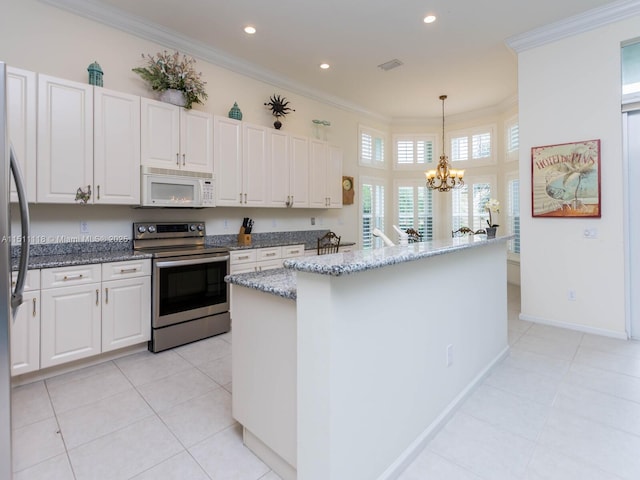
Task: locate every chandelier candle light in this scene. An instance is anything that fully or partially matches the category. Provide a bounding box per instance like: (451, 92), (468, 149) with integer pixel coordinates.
(425, 95), (465, 192)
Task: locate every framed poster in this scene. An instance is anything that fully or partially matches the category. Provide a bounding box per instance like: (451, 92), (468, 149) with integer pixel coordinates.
(531, 139), (601, 218)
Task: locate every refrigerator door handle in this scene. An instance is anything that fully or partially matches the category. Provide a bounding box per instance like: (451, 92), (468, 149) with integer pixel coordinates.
(9, 144), (30, 317)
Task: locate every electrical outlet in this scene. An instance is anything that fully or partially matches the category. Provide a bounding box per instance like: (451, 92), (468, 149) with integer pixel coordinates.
(568, 289), (577, 301)
(446, 344), (453, 367)
(223, 219), (228, 230)
(310, 217), (316, 226)
(80, 221), (89, 233)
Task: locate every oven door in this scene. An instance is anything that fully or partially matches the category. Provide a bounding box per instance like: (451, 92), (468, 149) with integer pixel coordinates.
(153, 253), (229, 328)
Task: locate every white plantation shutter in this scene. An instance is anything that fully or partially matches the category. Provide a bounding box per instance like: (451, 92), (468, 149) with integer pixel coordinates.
(394, 135), (436, 168)
(505, 116), (519, 162)
(395, 181), (434, 240)
(359, 125), (385, 168)
(451, 177), (495, 232)
(472, 132), (491, 159)
(451, 136), (469, 162)
(449, 125), (496, 164)
(361, 178), (385, 249)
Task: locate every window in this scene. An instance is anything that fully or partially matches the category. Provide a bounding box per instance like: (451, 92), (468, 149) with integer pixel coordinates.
(451, 176), (495, 232)
(449, 125), (496, 165)
(505, 115), (519, 162)
(622, 39), (640, 98)
(393, 134), (436, 169)
(359, 125), (386, 168)
(395, 181), (434, 240)
(506, 173), (520, 255)
(361, 177), (385, 249)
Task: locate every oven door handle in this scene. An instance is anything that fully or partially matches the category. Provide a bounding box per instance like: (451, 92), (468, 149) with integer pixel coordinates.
(155, 255), (230, 269)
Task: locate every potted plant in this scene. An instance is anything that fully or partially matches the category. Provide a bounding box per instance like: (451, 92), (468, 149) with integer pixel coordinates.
(485, 198), (500, 238)
(132, 51), (207, 109)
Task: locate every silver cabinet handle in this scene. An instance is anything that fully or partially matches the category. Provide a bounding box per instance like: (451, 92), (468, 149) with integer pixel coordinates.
(96, 289), (99, 306)
(32, 298), (36, 317)
(176, 153), (180, 166)
(290, 250), (299, 254)
(105, 287), (109, 304)
(239, 193), (243, 204)
(238, 255), (250, 260)
(119, 267), (138, 274)
(97, 185), (100, 200)
(63, 274), (84, 281)
(182, 153), (186, 166)
(265, 253), (276, 257)
(244, 193), (247, 203)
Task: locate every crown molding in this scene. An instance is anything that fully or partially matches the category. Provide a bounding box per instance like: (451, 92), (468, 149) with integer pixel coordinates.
(39, 0), (389, 122)
(506, 0), (640, 53)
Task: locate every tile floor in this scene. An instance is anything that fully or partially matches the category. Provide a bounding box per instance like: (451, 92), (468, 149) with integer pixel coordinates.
(11, 285), (640, 479)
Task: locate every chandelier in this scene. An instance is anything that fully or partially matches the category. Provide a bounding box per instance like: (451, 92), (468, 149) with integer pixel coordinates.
(425, 95), (464, 192)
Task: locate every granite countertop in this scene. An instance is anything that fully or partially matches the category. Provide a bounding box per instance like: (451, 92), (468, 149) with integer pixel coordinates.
(10, 230), (355, 271)
(225, 268), (297, 300)
(226, 235), (513, 299)
(12, 250), (153, 271)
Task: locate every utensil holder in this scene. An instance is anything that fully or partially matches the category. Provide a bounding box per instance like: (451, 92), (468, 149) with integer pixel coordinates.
(238, 227), (252, 245)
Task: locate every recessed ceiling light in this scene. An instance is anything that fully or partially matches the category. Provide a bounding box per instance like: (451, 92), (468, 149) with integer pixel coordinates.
(244, 25), (256, 34)
(423, 15), (436, 24)
(320, 63), (330, 70)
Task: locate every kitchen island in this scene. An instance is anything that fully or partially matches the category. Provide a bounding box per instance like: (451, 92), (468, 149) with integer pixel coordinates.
(226, 236), (510, 480)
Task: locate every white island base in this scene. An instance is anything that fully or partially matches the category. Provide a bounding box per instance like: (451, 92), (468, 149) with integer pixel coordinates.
(230, 239), (509, 479)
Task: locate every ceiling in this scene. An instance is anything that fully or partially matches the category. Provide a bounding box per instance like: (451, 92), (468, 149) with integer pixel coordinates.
(84, 0), (619, 119)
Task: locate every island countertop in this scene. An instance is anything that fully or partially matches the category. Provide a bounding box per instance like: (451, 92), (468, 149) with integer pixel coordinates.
(225, 235), (512, 299)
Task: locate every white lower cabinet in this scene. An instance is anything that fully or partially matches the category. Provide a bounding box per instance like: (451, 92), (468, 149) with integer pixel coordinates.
(101, 260), (151, 352)
(11, 260), (151, 373)
(230, 245), (305, 274)
(40, 264), (102, 368)
(10, 270), (40, 376)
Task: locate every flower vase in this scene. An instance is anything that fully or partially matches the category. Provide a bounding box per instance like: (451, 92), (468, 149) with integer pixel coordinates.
(486, 227), (497, 239)
(159, 88), (186, 107)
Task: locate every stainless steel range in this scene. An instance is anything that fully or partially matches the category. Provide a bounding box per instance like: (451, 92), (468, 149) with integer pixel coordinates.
(133, 221), (230, 352)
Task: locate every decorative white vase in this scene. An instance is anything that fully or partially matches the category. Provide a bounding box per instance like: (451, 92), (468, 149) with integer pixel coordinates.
(159, 88), (186, 107)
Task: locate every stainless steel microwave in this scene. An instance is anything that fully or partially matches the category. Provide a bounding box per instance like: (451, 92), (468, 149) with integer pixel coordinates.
(140, 166), (215, 207)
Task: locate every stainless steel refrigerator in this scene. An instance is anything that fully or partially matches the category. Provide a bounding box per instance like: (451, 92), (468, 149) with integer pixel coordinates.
(1, 60), (31, 479)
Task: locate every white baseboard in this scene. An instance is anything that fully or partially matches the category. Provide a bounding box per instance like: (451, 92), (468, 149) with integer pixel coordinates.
(378, 345), (511, 480)
(519, 313), (628, 340)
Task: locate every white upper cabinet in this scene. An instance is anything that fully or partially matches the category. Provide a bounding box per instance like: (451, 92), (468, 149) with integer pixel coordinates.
(289, 134), (310, 208)
(214, 116), (243, 206)
(267, 129), (289, 207)
(309, 139), (342, 208)
(37, 74), (93, 203)
(93, 88), (141, 204)
(141, 98), (213, 173)
(243, 122), (269, 206)
(36, 75), (140, 205)
(7, 67), (36, 203)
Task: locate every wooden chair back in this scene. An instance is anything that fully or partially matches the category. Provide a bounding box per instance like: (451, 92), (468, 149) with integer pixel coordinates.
(317, 231), (341, 255)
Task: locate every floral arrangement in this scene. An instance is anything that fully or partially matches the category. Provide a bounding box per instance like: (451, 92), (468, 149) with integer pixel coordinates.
(132, 51), (207, 109)
(485, 198), (500, 228)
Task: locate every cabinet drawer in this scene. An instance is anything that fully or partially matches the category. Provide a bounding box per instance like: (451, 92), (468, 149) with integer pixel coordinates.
(282, 244), (305, 258)
(102, 259), (151, 281)
(11, 269), (40, 292)
(256, 247), (281, 262)
(256, 259), (283, 271)
(41, 264), (101, 289)
(340, 246), (354, 253)
(230, 264), (256, 275)
(230, 250), (257, 265)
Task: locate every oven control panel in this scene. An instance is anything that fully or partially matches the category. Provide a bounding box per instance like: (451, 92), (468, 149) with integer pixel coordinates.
(134, 222), (206, 239)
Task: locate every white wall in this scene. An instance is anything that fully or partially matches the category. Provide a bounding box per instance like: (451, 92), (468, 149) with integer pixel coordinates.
(0, 0), (392, 244)
(517, 15), (640, 337)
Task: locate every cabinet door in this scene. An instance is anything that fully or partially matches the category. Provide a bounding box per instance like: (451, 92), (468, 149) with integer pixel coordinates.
(267, 129), (290, 207)
(140, 98), (180, 169)
(41, 283), (101, 368)
(243, 123), (268, 206)
(327, 145), (343, 208)
(309, 139), (328, 208)
(181, 109), (213, 172)
(102, 276), (151, 352)
(289, 135), (309, 208)
(7, 67), (36, 203)
(94, 88), (141, 204)
(37, 74), (93, 203)
(10, 292), (40, 376)
(214, 116), (243, 206)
